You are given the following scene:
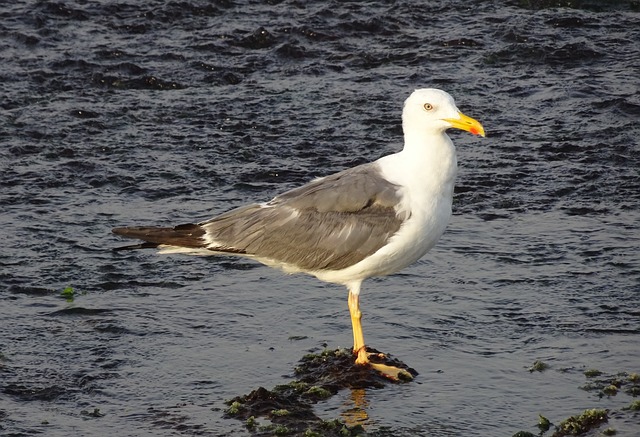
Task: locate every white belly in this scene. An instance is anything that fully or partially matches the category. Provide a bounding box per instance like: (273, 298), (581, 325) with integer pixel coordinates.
(314, 194), (452, 286)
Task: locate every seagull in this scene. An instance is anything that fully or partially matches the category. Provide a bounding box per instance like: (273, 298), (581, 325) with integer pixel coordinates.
(112, 88), (485, 380)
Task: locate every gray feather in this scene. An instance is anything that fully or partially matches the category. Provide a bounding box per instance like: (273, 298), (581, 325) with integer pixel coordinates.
(113, 163), (405, 271)
(200, 163), (405, 271)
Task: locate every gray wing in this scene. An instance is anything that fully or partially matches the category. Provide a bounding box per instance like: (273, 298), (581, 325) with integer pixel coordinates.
(200, 162), (406, 271)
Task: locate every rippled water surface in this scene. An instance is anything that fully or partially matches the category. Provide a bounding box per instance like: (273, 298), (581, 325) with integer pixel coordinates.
(1, 0), (639, 436)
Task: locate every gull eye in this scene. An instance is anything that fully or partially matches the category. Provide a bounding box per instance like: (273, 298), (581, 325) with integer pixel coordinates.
(423, 103), (433, 111)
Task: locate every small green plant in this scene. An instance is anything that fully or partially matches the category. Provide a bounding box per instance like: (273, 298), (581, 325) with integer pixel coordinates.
(271, 409), (290, 417)
(585, 369), (603, 378)
(60, 286), (86, 302)
(538, 414), (551, 431)
(61, 286), (75, 300)
(603, 384), (618, 396)
(273, 424), (291, 435)
(529, 360), (549, 372)
(555, 408), (608, 436)
(627, 400), (640, 411)
(245, 416), (257, 430)
(304, 386), (331, 399)
(226, 401), (243, 415)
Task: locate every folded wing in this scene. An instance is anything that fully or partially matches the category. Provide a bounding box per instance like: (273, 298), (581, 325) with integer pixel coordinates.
(113, 163), (406, 272)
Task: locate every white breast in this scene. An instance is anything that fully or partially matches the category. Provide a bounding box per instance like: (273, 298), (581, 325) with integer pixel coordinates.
(314, 137), (457, 286)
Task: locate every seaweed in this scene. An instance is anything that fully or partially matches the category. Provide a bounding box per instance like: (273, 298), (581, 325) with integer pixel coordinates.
(224, 347), (416, 436)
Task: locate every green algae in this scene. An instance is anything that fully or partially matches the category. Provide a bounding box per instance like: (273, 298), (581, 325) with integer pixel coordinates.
(514, 366), (640, 437)
(224, 347), (414, 436)
(538, 414), (551, 432)
(551, 408), (608, 437)
(579, 370), (640, 398)
(529, 360), (550, 372)
(271, 409), (291, 417)
(625, 400), (640, 411)
(584, 369), (603, 378)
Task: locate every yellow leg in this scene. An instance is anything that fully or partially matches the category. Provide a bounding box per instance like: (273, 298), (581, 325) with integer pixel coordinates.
(347, 285), (413, 381)
(348, 289), (368, 365)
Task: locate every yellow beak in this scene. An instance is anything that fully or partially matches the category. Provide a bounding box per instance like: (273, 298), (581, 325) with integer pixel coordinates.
(443, 112), (485, 137)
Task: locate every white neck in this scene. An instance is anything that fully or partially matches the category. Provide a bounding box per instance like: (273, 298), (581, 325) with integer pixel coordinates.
(390, 130), (457, 187)
(374, 129), (457, 233)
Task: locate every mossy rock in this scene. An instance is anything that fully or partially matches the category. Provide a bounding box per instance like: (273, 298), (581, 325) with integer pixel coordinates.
(224, 347), (415, 436)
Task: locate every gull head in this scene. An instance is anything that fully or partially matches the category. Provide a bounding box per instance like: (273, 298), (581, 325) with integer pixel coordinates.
(403, 88), (485, 138)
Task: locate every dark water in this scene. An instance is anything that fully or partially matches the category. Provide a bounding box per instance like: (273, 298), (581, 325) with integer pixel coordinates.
(2, 0), (639, 435)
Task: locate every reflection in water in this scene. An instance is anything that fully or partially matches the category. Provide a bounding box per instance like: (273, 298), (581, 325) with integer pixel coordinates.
(341, 388), (370, 427)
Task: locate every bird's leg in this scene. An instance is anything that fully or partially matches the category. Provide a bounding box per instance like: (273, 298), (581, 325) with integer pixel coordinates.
(348, 289), (368, 365)
(347, 287), (413, 381)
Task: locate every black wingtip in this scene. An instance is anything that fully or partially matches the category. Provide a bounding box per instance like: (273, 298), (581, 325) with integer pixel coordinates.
(112, 227), (134, 236)
(112, 242), (160, 252)
(111, 224), (205, 250)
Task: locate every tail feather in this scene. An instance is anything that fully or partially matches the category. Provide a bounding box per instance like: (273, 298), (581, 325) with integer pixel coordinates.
(112, 223), (206, 250)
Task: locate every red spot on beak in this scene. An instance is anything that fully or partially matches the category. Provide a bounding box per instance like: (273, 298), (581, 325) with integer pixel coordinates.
(470, 126), (480, 135)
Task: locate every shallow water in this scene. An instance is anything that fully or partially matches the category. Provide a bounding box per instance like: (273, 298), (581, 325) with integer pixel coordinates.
(1, 0), (639, 436)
